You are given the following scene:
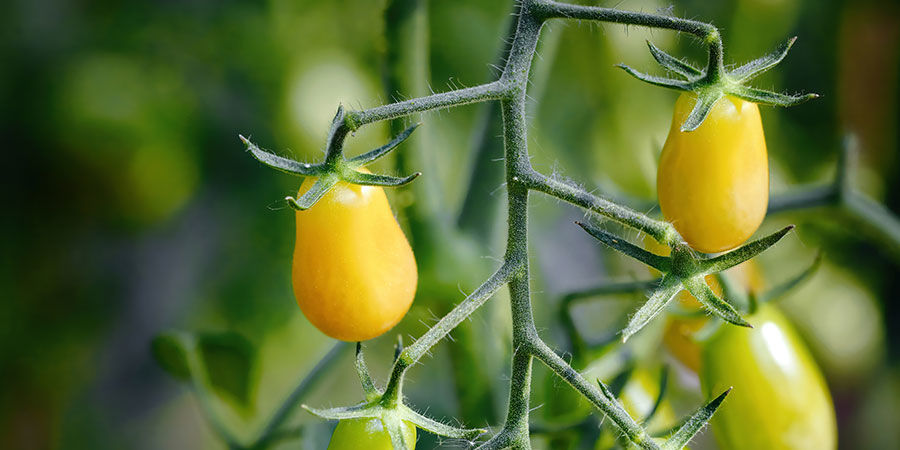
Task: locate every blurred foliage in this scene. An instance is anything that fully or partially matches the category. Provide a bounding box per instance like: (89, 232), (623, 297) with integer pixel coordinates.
(1, 0), (898, 449)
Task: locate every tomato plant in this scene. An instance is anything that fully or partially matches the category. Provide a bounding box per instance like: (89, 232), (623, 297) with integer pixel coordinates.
(657, 94), (769, 253)
(292, 173), (417, 342)
(327, 418), (416, 450)
(148, 1), (900, 449)
(701, 303), (837, 449)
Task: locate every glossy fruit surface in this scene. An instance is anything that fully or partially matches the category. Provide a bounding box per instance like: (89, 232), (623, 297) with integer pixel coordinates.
(658, 93), (769, 253)
(327, 418), (416, 450)
(292, 175), (417, 341)
(700, 303), (836, 450)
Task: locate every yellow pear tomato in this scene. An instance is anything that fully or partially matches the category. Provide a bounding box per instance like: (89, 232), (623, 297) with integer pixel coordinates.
(327, 418), (416, 450)
(292, 175), (417, 341)
(701, 303), (837, 450)
(658, 93), (769, 253)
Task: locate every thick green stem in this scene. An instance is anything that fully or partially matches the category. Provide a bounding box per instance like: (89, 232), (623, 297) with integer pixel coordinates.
(347, 81), (509, 128)
(523, 170), (676, 243)
(379, 263), (514, 407)
(531, 340), (655, 449)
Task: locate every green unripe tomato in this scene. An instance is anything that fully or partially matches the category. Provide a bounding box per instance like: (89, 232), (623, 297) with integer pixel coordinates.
(700, 303), (836, 449)
(327, 418), (417, 450)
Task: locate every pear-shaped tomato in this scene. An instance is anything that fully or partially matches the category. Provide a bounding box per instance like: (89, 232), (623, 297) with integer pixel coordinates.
(700, 303), (836, 449)
(327, 418), (417, 450)
(658, 93), (769, 253)
(292, 176), (417, 341)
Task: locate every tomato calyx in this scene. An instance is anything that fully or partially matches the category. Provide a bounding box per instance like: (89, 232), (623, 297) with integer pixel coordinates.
(617, 37), (818, 131)
(576, 220), (796, 341)
(241, 105), (421, 211)
(303, 343), (486, 447)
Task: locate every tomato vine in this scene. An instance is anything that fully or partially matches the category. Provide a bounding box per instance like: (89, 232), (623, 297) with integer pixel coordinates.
(154, 0), (900, 449)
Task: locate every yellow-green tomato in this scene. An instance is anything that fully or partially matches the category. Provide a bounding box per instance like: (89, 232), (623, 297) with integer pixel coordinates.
(657, 93), (769, 253)
(327, 418), (417, 450)
(701, 303), (836, 450)
(292, 176), (417, 341)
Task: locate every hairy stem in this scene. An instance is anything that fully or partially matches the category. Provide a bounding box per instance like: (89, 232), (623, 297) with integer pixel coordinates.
(523, 170), (676, 243)
(347, 81), (509, 128)
(380, 263), (515, 406)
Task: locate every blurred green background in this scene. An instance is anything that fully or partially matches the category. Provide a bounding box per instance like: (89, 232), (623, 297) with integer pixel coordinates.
(3, 0), (899, 448)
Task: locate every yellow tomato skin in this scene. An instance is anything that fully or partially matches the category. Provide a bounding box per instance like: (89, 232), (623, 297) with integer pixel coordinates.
(292, 176), (417, 342)
(701, 303), (837, 450)
(327, 418), (416, 450)
(658, 93), (769, 253)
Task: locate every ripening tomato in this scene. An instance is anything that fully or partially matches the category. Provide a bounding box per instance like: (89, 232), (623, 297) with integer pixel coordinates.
(327, 418), (417, 450)
(657, 93), (769, 253)
(292, 174), (417, 341)
(700, 303), (836, 450)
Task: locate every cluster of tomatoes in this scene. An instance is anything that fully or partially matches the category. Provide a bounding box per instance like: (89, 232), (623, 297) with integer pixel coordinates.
(657, 93), (836, 449)
(290, 93), (836, 448)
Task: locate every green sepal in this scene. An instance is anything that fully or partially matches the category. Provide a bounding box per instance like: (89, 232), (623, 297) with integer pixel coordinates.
(240, 135), (323, 176)
(400, 405), (487, 440)
(730, 86), (819, 107)
(343, 170), (421, 187)
(355, 343), (380, 400)
(660, 388), (731, 450)
(729, 37), (796, 82)
(622, 275), (682, 342)
(646, 41), (703, 80)
(680, 91), (723, 132)
(715, 272), (751, 314)
(607, 365), (635, 399)
(683, 277), (752, 328)
(700, 225), (794, 274)
(577, 221), (672, 272)
(620, 36), (818, 131)
(383, 414), (412, 450)
(285, 176), (339, 211)
(303, 403), (371, 421)
(616, 63), (690, 91)
(247, 109), (421, 212)
(348, 123), (420, 165)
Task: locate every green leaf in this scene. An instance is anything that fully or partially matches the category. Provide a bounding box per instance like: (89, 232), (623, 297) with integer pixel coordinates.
(197, 332), (256, 408)
(661, 388), (731, 450)
(151, 333), (191, 381)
